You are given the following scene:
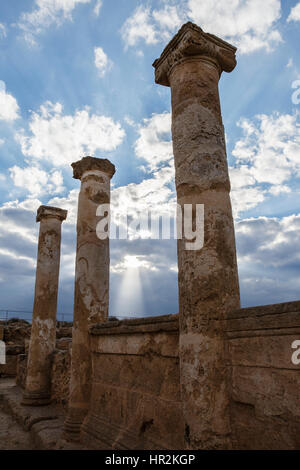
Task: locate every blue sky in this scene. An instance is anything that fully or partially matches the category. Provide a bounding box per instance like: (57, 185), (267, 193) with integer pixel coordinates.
(0, 0), (300, 319)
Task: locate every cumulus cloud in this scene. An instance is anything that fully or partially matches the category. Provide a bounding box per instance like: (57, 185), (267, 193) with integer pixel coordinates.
(111, 164), (175, 239)
(9, 165), (64, 198)
(187, 0), (282, 53)
(94, 47), (112, 77)
(17, 0), (97, 44)
(0, 197), (77, 312)
(48, 188), (79, 224)
(230, 112), (300, 215)
(121, 0), (282, 54)
(1, 104), (300, 313)
(121, 6), (158, 48)
(0, 81), (20, 122)
(46, 111), (176, 243)
(236, 214), (300, 267)
(108, 112), (176, 241)
(134, 112), (173, 171)
(287, 2), (300, 22)
(121, 4), (182, 48)
(15, 100), (125, 166)
(235, 214), (300, 305)
(0, 198), (40, 250)
(152, 4), (182, 32)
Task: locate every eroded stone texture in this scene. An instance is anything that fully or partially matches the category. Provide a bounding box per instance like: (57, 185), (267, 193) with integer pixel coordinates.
(227, 301), (300, 450)
(81, 315), (184, 450)
(51, 347), (71, 409)
(64, 156), (115, 440)
(153, 22), (240, 449)
(0, 320), (31, 378)
(22, 206), (67, 406)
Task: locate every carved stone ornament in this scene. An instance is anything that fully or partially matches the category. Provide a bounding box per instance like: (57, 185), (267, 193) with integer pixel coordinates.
(153, 22), (237, 86)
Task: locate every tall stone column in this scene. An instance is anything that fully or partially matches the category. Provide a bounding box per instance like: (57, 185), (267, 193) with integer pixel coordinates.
(153, 23), (240, 449)
(22, 205), (67, 406)
(64, 156), (115, 440)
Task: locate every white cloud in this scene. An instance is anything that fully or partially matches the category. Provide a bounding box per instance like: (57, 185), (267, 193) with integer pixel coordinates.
(17, 0), (92, 44)
(187, 0), (282, 53)
(93, 0), (102, 16)
(236, 214), (300, 268)
(134, 112), (173, 171)
(110, 112), (175, 240)
(124, 115), (135, 127)
(0, 198), (41, 243)
(9, 165), (64, 198)
(94, 47), (112, 77)
(111, 254), (158, 274)
(0, 81), (20, 122)
(230, 112), (300, 215)
(0, 24), (6, 39)
(287, 2), (300, 22)
(121, 6), (158, 48)
(152, 4), (182, 36)
(15, 100), (125, 166)
(48, 188), (79, 224)
(111, 164), (175, 213)
(48, 162), (176, 237)
(121, 0), (282, 54)
(121, 3), (182, 48)
(234, 214), (300, 305)
(47, 111), (175, 236)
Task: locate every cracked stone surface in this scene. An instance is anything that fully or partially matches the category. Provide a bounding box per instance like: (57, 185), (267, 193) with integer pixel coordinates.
(0, 379), (34, 450)
(0, 407), (35, 450)
(24, 206), (67, 405)
(66, 156), (115, 438)
(0, 378), (86, 450)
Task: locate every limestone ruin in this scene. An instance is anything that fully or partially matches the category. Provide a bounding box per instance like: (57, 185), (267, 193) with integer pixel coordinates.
(22, 206), (67, 406)
(0, 22), (299, 450)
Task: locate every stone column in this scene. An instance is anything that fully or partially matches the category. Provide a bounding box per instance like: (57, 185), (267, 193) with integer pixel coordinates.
(153, 22), (240, 449)
(64, 156), (115, 440)
(22, 205), (67, 406)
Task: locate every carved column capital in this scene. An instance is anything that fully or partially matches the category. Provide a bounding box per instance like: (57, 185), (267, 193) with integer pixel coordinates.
(152, 22), (237, 86)
(72, 156), (116, 180)
(36, 205), (68, 223)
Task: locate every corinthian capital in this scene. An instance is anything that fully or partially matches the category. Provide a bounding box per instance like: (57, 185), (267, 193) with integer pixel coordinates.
(152, 22), (237, 86)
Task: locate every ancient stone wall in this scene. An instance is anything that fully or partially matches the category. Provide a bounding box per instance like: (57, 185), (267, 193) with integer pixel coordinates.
(0, 320), (31, 378)
(9, 321), (73, 404)
(81, 314), (184, 450)
(4, 303), (300, 450)
(16, 346), (71, 408)
(226, 301), (300, 450)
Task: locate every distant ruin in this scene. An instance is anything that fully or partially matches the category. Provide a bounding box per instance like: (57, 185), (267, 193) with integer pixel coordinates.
(1, 22), (299, 450)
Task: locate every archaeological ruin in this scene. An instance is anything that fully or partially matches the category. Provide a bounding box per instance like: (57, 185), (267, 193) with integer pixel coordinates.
(0, 22), (299, 450)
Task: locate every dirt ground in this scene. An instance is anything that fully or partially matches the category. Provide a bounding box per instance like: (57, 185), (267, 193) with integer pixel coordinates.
(0, 378), (34, 450)
(0, 406), (34, 450)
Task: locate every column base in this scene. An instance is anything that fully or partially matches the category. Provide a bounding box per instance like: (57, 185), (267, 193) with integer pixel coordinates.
(63, 408), (87, 442)
(21, 390), (51, 406)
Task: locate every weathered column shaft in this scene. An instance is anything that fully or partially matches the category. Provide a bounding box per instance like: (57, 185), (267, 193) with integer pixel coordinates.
(65, 156), (115, 440)
(23, 206), (67, 406)
(153, 23), (240, 449)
